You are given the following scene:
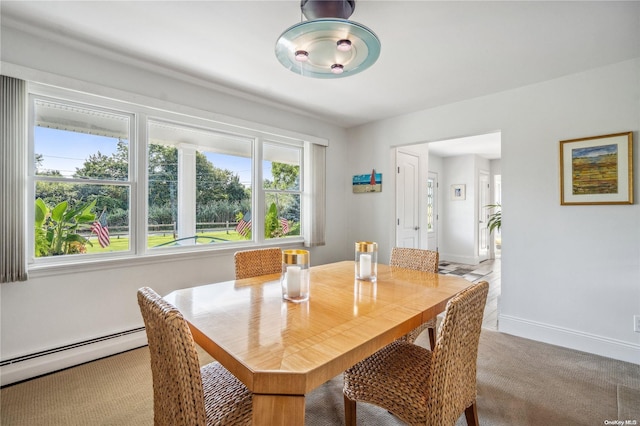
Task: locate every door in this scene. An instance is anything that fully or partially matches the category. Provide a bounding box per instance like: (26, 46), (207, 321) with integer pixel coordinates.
(427, 172), (438, 251)
(396, 151), (420, 248)
(478, 170), (490, 261)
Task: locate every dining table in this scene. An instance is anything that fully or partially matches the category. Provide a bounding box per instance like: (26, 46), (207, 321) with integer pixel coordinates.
(164, 260), (473, 425)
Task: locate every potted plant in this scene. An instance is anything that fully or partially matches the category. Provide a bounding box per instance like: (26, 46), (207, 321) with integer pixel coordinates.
(486, 203), (501, 234)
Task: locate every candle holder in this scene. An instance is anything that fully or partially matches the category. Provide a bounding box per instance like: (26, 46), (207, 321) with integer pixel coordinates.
(355, 241), (377, 281)
(281, 249), (310, 302)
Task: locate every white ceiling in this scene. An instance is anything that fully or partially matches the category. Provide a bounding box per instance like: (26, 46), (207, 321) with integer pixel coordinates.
(2, 1), (639, 159)
(427, 131), (501, 160)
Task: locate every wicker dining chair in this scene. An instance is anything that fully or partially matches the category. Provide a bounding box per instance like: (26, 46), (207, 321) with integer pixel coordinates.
(137, 287), (252, 426)
(234, 247), (282, 279)
(343, 281), (489, 426)
(389, 247), (440, 348)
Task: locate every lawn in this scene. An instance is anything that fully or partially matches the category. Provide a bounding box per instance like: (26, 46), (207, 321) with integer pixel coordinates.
(85, 230), (246, 253)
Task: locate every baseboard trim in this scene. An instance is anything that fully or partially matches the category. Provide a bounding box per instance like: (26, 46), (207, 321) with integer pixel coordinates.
(0, 328), (148, 386)
(499, 314), (640, 365)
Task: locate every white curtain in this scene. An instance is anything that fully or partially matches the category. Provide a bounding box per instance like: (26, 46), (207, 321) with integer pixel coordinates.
(304, 143), (326, 247)
(1, 75), (28, 283)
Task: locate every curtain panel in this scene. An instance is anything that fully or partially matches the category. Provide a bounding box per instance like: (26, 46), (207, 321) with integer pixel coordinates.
(304, 143), (326, 247)
(1, 75), (28, 283)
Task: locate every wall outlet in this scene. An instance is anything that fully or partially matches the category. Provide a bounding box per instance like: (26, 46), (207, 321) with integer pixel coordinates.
(635, 315), (640, 333)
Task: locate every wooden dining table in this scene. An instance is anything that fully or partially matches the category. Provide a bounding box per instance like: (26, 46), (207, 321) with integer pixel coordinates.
(164, 260), (473, 425)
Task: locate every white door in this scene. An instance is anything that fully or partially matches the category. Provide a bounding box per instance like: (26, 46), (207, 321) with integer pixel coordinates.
(396, 151), (420, 248)
(427, 172), (438, 251)
(478, 170), (490, 261)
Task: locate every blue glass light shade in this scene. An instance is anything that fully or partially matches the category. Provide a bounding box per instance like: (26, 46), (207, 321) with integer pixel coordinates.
(275, 18), (381, 79)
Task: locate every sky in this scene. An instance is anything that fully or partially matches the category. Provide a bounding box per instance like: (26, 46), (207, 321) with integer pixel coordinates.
(35, 126), (264, 186)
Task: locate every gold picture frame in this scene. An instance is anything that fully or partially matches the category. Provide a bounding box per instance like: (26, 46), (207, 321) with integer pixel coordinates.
(560, 132), (633, 205)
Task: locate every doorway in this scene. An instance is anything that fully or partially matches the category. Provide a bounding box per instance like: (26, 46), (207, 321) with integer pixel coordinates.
(394, 131), (501, 264)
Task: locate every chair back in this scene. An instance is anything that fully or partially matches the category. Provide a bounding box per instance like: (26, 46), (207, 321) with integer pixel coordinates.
(389, 247), (439, 273)
(425, 281), (489, 425)
(234, 247), (282, 279)
(137, 287), (207, 426)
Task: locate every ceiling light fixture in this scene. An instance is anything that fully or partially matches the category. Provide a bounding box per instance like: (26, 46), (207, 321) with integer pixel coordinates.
(275, 0), (381, 79)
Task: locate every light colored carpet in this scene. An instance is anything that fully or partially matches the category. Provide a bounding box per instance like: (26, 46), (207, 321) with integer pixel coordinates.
(2, 330), (639, 425)
(618, 385), (640, 421)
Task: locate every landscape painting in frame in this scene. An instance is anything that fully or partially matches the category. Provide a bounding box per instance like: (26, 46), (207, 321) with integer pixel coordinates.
(353, 170), (382, 193)
(560, 132), (633, 205)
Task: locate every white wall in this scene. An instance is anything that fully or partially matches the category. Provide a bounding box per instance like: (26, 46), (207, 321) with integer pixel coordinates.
(347, 59), (640, 363)
(0, 25), (353, 384)
(440, 155), (477, 263)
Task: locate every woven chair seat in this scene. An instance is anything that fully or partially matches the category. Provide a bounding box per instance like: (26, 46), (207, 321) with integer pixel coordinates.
(343, 281), (489, 426)
(201, 363), (252, 425)
(344, 340), (433, 424)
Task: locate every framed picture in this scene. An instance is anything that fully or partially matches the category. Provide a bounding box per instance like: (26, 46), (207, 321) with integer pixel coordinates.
(451, 184), (466, 200)
(560, 132), (633, 205)
(353, 170), (382, 193)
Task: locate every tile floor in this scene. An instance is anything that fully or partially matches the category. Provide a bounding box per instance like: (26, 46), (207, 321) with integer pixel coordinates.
(439, 258), (501, 330)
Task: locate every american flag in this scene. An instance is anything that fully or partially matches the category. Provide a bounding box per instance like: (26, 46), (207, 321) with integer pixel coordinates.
(280, 217), (289, 234)
(236, 211), (252, 237)
(91, 210), (110, 248)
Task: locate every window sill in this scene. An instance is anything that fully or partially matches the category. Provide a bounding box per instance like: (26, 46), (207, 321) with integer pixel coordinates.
(27, 239), (305, 279)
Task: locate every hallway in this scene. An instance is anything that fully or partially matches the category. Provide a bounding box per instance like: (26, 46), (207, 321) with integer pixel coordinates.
(478, 258), (500, 330)
(439, 258), (500, 330)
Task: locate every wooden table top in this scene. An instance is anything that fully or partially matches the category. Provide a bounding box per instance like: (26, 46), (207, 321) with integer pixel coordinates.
(164, 260), (472, 396)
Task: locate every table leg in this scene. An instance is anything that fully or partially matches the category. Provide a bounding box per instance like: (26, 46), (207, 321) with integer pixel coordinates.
(252, 394), (305, 425)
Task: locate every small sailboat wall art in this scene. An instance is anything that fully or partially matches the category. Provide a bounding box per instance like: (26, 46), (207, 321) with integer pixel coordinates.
(353, 169), (382, 193)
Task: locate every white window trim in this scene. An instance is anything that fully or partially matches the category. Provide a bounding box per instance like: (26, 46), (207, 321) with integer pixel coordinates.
(25, 82), (323, 276)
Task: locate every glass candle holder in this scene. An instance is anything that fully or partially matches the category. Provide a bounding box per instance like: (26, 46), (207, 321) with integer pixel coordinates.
(281, 249), (310, 302)
(355, 241), (377, 281)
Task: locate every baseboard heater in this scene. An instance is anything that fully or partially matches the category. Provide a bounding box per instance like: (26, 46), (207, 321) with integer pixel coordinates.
(0, 327), (148, 387)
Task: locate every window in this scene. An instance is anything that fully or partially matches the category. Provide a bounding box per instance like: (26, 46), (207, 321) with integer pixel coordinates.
(27, 85), (320, 267)
(32, 97), (133, 258)
(263, 142), (302, 240)
(426, 177), (434, 232)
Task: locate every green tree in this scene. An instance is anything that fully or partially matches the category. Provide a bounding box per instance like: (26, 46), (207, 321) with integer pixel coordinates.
(265, 162), (300, 230)
(270, 162), (299, 190)
(148, 144), (178, 210)
(75, 139), (128, 181)
(74, 139), (129, 212)
(35, 181), (80, 208)
(265, 202), (279, 238)
(196, 155), (247, 204)
(148, 144), (249, 224)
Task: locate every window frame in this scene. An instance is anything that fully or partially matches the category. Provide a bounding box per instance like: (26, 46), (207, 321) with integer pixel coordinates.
(262, 140), (304, 242)
(28, 93), (138, 264)
(27, 83), (312, 274)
